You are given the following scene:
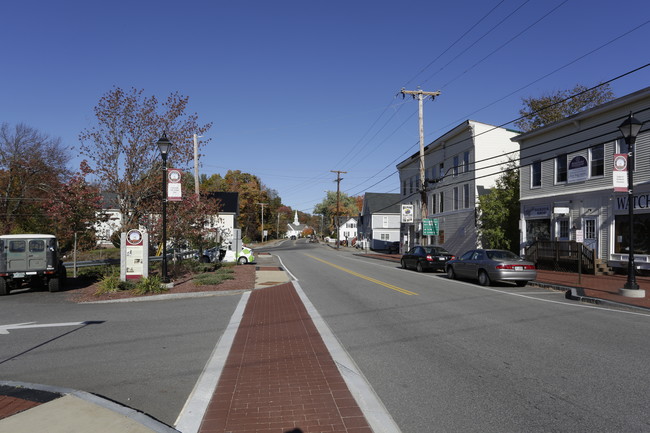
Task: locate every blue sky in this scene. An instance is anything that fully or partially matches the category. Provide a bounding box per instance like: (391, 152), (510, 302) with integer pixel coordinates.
(2, 0), (649, 213)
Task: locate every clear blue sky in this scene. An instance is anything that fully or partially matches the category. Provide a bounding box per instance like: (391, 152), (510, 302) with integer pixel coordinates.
(2, 0), (649, 213)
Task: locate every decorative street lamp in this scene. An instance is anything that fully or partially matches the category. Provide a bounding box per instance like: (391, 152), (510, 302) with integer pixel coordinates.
(618, 112), (645, 298)
(157, 132), (172, 283)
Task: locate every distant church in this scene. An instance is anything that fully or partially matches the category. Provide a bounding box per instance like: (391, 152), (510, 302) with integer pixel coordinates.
(286, 211), (308, 239)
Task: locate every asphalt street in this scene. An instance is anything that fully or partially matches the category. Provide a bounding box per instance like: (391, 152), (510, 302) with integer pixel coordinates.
(0, 291), (242, 426)
(274, 241), (650, 433)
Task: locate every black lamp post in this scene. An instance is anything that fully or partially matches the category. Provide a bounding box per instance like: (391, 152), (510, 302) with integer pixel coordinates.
(157, 132), (172, 283)
(619, 112), (644, 296)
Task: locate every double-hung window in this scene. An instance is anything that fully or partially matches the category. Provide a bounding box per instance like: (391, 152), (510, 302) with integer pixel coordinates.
(462, 151), (470, 173)
(531, 161), (542, 188)
(453, 155), (459, 177)
(556, 154), (567, 183)
(463, 184), (470, 208)
(590, 144), (604, 177)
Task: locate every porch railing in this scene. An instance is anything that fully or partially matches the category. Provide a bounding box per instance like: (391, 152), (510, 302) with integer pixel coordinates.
(524, 241), (595, 274)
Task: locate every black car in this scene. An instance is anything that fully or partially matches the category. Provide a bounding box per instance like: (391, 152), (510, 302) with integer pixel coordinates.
(401, 245), (455, 272)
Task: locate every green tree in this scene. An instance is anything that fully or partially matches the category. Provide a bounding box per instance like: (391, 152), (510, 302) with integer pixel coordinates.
(314, 191), (361, 236)
(515, 83), (614, 132)
(477, 160), (519, 251)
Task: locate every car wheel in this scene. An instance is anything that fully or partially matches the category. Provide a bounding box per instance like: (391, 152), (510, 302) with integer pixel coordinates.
(515, 281), (528, 287)
(446, 266), (455, 280)
(401, 259), (407, 269)
(416, 262), (424, 273)
(237, 256), (248, 265)
(48, 278), (60, 293)
(478, 270), (491, 286)
(0, 278), (7, 296)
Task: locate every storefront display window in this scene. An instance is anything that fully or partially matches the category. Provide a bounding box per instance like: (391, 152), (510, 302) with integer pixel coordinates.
(614, 214), (650, 254)
(526, 219), (551, 243)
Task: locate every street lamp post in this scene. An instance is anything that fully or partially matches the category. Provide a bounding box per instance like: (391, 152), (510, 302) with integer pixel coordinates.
(619, 112), (645, 298)
(157, 133), (172, 284)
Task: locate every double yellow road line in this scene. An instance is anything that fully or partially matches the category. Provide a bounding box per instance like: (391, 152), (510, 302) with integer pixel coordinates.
(306, 254), (418, 296)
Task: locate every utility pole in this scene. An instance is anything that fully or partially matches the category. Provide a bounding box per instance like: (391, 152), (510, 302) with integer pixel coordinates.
(401, 88), (440, 245)
(331, 170), (347, 250)
(257, 202), (267, 242)
(193, 134), (201, 198)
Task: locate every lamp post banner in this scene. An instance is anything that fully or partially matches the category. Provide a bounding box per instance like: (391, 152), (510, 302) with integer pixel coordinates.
(613, 154), (628, 192)
(168, 168), (183, 201)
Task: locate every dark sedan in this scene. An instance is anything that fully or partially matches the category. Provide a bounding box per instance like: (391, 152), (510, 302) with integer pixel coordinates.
(445, 249), (537, 287)
(401, 246), (455, 272)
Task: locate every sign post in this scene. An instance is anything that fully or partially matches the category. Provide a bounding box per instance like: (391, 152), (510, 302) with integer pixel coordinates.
(121, 229), (149, 281)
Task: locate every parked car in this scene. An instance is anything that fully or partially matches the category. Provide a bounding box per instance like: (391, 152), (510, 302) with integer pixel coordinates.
(221, 245), (255, 265)
(445, 249), (537, 287)
(0, 234), (66, 295)
(401, 246), (455, 272)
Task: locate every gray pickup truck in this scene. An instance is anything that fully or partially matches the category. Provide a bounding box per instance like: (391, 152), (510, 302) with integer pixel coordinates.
(0, 234), (67, 295)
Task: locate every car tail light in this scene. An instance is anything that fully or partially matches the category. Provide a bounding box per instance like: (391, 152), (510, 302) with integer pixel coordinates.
(496, 264), (535, 270)
(426, 255), (433, 261)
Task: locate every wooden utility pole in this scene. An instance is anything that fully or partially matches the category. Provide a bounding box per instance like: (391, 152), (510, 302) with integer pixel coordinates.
(193, 134), (201, 198)
(401, 88), (440, 245)
(331, 170), (347, 250)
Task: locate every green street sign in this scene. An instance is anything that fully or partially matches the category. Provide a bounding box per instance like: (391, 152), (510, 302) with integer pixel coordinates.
(423, 218), (439, 236)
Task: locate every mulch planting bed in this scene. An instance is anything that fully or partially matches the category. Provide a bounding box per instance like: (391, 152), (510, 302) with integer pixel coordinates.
(65, 264), (256, 303)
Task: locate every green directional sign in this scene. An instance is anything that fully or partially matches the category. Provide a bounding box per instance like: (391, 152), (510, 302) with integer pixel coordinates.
(423, 218), (439, 236)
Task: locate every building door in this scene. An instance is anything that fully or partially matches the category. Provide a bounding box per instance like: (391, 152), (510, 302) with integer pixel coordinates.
(582, 217), (598, 254)
(556, 218), (570, 241)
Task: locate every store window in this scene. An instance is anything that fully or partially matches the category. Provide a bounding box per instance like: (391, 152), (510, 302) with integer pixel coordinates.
(526, 219), (551, 243)
(614, 214), (650, 254)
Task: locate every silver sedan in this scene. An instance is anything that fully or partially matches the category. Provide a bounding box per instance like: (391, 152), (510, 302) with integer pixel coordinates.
(445, 249), (537, 287)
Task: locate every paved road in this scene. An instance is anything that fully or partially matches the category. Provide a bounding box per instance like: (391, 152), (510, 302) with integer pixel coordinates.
(273, 240), (650, 433)
(0, 290), (242, 426)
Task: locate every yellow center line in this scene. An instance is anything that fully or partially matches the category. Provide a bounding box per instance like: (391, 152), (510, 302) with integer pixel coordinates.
(305, 254), (418, 296)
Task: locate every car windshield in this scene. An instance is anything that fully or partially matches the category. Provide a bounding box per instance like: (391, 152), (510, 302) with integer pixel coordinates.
(486, 250), (520, 260)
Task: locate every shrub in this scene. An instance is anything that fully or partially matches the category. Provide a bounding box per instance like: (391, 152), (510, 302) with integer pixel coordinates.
(95, 272), (132, 295)
(132, 275), (167, 295)
(193, 267), (234, 286)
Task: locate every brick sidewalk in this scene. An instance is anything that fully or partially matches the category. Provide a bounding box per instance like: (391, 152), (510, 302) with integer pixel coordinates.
(197, 282), (372, 433)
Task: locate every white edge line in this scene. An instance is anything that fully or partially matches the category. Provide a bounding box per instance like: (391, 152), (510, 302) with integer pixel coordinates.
(292, 280), (402, 433)
(174, 291), (251, 433)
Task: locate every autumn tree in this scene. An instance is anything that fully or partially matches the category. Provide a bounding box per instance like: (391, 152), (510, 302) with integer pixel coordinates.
(79, 87), (212, 231)
(477, 160), (519, 251)
(515, 83), (614, 132)
(0, 123), (70, 233)
(43, 161), (107, 254)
